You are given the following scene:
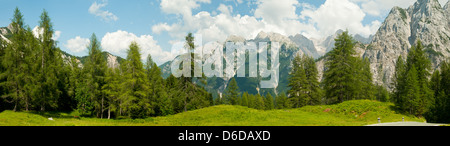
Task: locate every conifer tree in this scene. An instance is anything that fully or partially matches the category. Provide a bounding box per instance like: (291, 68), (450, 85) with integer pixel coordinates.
(121, 42), (151, 118)
(393, 55), (406, 107)
(275, 92), (289, 109)
(247, 94), (255, 109)
(403, 66), (420, 115)
(288, 54), (309, 108)
(241, 92), (249, 107)
(393, 41), (433, 116)
(83, 33), (108, 118)
(255, 94), (265, 110)
(323, 31), (357, 104)
(225, 78), (240, 105)
(1, 8), (31, 111)
(264, 93), (274, 110)
(303, 55), (322, 105)
(146, 54), (172, 116)
(35, 9), (63, 111)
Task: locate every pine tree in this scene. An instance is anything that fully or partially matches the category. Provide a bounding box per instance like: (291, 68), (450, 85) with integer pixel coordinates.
(241, 92), (249, 107)
(224, 78), (240, 105)
(323, 31), (357, 104)
(255, 94), (265, 110)
(35, 9), (62, 111)
(425, 61), (450, 122)
(404, 66), (420, 115)
(264, 93), (274, 110)
(121, 42), (151, 118)
(303, 55), (322, 105)
(247, 94), (255, 109)
(83, 33), (108, 118)
(1, 8), (31, 111)
(146, 54), (172, 116)
(393, 55), (406, 108)
(288, 54), (309, 108)
(275, 92), (289, 109)
(359, 58), (375, 100)
(394, 40), (433, 116)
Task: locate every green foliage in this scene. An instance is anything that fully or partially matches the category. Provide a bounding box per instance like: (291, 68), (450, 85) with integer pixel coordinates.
(81, 33), (108, 118)
(0, 100), (424, 126)
(224, 78), (240, 105)
(398, 8), (407, 22)
(425, 61), (450, 123)
(392, 40), (433, 117)
(375, 85), (390, 102)
(254, 94), (265, 110)
(264, 93), (274, 110)
(323, 31), (375, 104)
(146, 54), (172, 116)
(275, 93), (289, 109)
(120, 42), (151, 119)
(1, 8), (36, 111)
(288, 54), (310, 108)
(0, 8), (213, 120)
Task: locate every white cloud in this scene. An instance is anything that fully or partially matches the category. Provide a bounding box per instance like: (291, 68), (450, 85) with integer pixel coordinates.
(217, 4), (233, 16)
(65, 36), (90, 53)
(100, 30), (174, 65)
(89, 1), (118, 21)
(32, 26), (62, 41)
(153, 0), (383, 49)
(53, 31), (61, 40)
(160, 0), (211, 17)
(351, 0), (448, 17)
(300, 0), (380, 38)
(254, 0), (299, 24)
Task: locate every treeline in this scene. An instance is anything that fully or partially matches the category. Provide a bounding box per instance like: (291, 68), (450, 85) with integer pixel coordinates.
(218, 31), (386, 110)
(391, 40), (450, 121)
(0, 8), (212, 119)
(214, 78), (287, 110)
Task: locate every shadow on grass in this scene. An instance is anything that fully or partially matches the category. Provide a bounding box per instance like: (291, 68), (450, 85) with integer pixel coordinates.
(30, 111), (78, 119)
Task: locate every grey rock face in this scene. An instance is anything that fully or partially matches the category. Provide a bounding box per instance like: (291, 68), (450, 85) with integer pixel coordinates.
(289, 34), (320, 59)
(363, 0), (450, 90)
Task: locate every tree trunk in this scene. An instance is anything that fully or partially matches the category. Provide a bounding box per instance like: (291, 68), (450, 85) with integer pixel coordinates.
(108, 106), (111, 119)
(101, 96), (104, 119)
(13, 99), (17, 112)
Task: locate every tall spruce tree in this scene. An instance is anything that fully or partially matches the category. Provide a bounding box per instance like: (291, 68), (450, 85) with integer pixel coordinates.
(84, 33), (107, 118)
(425, 61), (450, 122)
(241, 92), (249, 107)
(303, 55), (322, 105)
(35, 9), (62, 111)
(224, 78), (240, 105)
(288, 54), (309, 108)
(275, 92), (289, 109)
(1, 8), (31, 111)
(393, 55), (406, 108)
(264, 93), (274, 110)
(393, 41), (433, 116)
(146, 54), (172, 116)
(121, 42), (151, 118)
(323, 31), (358, 104)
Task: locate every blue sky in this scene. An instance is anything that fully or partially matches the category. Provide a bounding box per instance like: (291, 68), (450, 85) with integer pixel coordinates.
(1, 0), (447, 65)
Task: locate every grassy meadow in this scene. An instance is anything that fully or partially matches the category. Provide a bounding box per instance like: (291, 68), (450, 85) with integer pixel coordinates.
(0, 100), (424, 126)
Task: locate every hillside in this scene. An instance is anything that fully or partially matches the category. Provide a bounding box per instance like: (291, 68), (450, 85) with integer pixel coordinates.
(0, 100), (424, 126)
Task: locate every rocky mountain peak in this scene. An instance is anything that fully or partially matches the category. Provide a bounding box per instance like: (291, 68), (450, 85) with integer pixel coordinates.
(254, 31), (296, 47)
(445, 0), (450, 10)
(225, 35), (246, 43)
(289, 34), (320, 58)
(363, 0), (450, 90)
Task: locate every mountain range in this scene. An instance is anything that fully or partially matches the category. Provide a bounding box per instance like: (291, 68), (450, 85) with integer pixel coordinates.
(1, 0), (449, 96)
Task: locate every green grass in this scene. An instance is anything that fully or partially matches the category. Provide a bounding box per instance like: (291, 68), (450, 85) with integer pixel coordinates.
(0, 100), (424, 126)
